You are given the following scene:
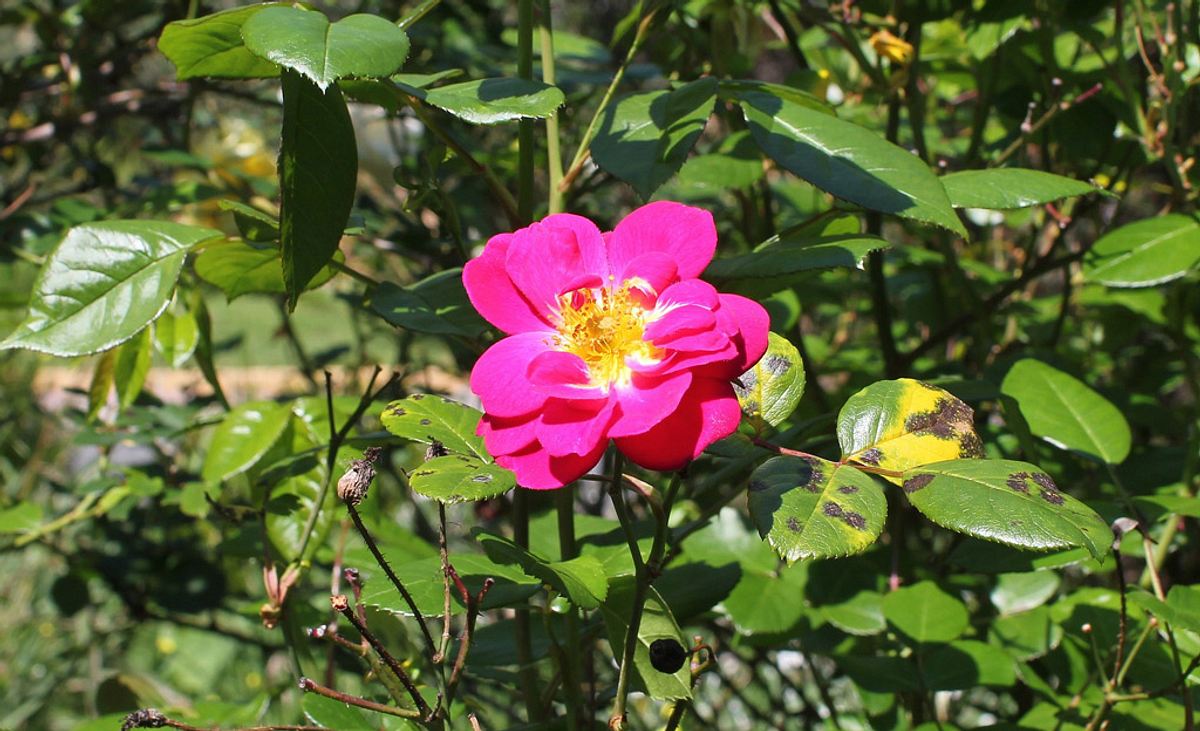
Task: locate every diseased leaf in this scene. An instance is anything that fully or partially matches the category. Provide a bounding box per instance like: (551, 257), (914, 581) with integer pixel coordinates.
(747, 456), (886, 562)
(241, 7), (410, 91)
(0, 221), (221, 356)
(901, 459), (1110, 559)
(381, 394), (487, 459)
(370, 269), (488, 337)
(1083, 214), (1200, 287)
(408, 456), (515, 504)
(881, 580), (968, 643)
(599, 576), (691, 700)
(278, 69), (358, 308)
(202, 401), (293, 483)
(941, 168), (1103, 209)
(735, 87), (965, 235)
(159, 4), (284, 80)
(734, 332), (805, 427)
(591, 78), (718, 199)
(837, 379), (984, 483)
(1000, 358), (1131, 465)
(413, 77), (565, 125)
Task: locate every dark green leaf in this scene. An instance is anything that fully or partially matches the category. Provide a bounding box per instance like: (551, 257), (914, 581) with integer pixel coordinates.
(1083, 214), (1200, 287)
(675, 131), (765, 192)
(1, 221), (221, 356)
(370, 269), (488, 337)
(901, 459), (1111, 559)
(265, 422), (336, 563)
(747, 456), (886, 561)
(382, 394), (487, 459)
(408, 456), (515, 504)
(599, 576), (691, 700)
(278, 69), (358, 308)
(218, 200), (279, 242)
(242, 7), (410, 90)
(159, 4), (284, 80)
(363, 553), (540, 618)
(1000, 358), (1131, 464)
(920, 640), (1017, 689)
(194, 240), (341, 301)
(941, 168), (1103, 209)
(591, 78), (718, 199)
(202, 401), (293, 483)
(819, 589), (886, 636)
(734, 332), (805, 426)
(705, 233), (889, 281)
(881, 580), (968, 643)
(736, 87), (965, 235)
(721, 562), (808, 635)
(416, 77), (565, 124)
(476, 530), (607, 609)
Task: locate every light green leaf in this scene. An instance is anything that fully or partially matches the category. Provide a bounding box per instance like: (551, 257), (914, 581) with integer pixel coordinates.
(591, 78), (718, 199)
(265, 422), (335, 562)
(675, 131), (765, 192)
(476, 530), (607, 609)
(154, 308), (199, 368)
(113, 327), (152, 409)
(734, 332), (805, 427)
(408, 456), (515, 504)
(382, 394), (487, 459)
(747, 456), (886, 562)
(1000, 358), (1131, 465)
(194, 240), (341, 301)
(1129, 585), (1200, 633)
(202, 401), (293, 483)
(241, 7), (410, 90)
(819, 589), (887, 636)
(991, 571), (1061, 616)
(736, 87), (966, 236)
(302, 694), (379, 731)
(881, 580), (968, 643)
(599, 576), (691, 700)
(87, 350), (116, 422)
(278, 69), (358, 308)
(218, 200), (279, 242)
(0, 220), (221, 356)
(901, 459), (1111, 559)
(1083, 214), (1200, 288)
(0, 502), (43, 534)
(415, 77), (565, 125)
(991, 606), (1062, 660)
(370, 269), (488, 337)
(721, 563), (808, 635)
(941, 168), (1103, 209)
(363, 553), (540, 618)
(159, 4), (284, 80)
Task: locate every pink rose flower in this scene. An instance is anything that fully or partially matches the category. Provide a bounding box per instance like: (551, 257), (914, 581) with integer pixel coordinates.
(463, 201), (770, 489)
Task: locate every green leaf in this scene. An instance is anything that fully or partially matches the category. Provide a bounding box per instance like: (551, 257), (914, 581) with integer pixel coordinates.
(0, 502), (43, 534)
(747, 456), (886, 562)
(736, 87), (965, 236)
(1129, 585), (1200, 633)
(381, 394), (487, 459)
(591, 78), (718, 199)
(370, 269), (488, 337)
(159, 4), (284, 80)
(1083, 214), (1200, 288)
(302, 694), (380, 731)
(153, 308), (199, 368)
(218, 200), (279, 242)
(734, 332), (805, 427)
(194, 240), (340, 301)
(721, 563), (809, 636)
(266, 421), (335, 562)
(990, 571), (1061, 616)
(675, 131), (765, 192)
(408, 456), (515, 504)
(363, 553), (540, 618)
(941, 168), (1103, 209)
(881, 580), (968, 643)
(0, 220), (221, 356)
(705, 233), (889, 281)
(901, 459), (1111, 559)
(241, 7), (410, 91)
(87, 350), (116, 422)
(1000, 358), (1131, 465)
(278, 69), (358, 308)
(991, 606), (1062, 660)
(599, 576), (691, 700)
(113, 327), (152, 410)
(836, 379), (984, 483)
(412, 77), (565, 125)
(202, 401), (293, 483)
(476, 530), (608, 609)
(920, 640), (1017, 689)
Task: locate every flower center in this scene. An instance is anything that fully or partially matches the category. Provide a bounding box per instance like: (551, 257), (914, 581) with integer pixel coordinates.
(554, 283), (658, 389)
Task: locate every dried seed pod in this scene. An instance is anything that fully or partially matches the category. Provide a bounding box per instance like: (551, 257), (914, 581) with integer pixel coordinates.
(337, 447), (383, 506)
(121, 708), (167, 730)
(425, 439), (449, 461)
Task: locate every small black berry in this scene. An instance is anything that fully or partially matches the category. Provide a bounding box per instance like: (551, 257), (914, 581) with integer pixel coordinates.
(648, 638), (688, 674)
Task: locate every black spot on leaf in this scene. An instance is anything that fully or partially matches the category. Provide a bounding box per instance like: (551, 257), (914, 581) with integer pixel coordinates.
(857, 448), (882, 466)
(411, 394), (426, 400)
(1032, 472), (1058, 491)
(822, 502), (844, 518)
(764, 354), (791, 375)
(842, 511), (866, 530)
(903, 473), (934, 493)
(419, 418), (432, 425)
(1040, 489), (1064, 506)
(1006, 472), (1031, 493)
(837, 485), (859, 494)
(787, 516), (802, 532)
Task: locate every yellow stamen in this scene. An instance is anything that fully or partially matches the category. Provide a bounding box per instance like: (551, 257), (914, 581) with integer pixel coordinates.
(554, 283), (660, 389)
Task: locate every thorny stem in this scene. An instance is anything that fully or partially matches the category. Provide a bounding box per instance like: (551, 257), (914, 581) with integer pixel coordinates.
(346, 503), (436, 656)
(436, 503), (453, 663)
(992, 83), (1103, 166)
(559, 9), (658, 194)
(331, 594), (433, 718)
(750, 437), (906, 479)
(300, 677), (423, 719)
(123, 706), (330, 731)
(446, 570), (494, 703)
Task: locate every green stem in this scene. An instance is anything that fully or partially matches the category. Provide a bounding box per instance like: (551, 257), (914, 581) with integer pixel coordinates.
(397, 0), (442, 30)
(518, 0), (535, 222)
(513, 490), (544, 722)
(539, 0), (564, 214)
(559, 9), (658, 195)
(556, 489), (583, 731)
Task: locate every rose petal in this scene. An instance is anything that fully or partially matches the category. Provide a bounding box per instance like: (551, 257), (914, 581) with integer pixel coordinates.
(463, 233), (552, 334)
(478, 413), (539, 456)
(496, 439), (607, 490)
(536, 398), (618, 457)
(618, 251), (679, 298)
(506, 217), (607, 316)
(608, 370), (693, 438)
(607, 202), (717, 280)
(527, 350), (606, 399)
(615, 377), (741, 471)
(470, 332), (555, 418)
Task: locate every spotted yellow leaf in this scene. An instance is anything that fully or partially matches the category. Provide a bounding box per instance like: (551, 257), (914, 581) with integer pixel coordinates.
(837, 379), (984, 483)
